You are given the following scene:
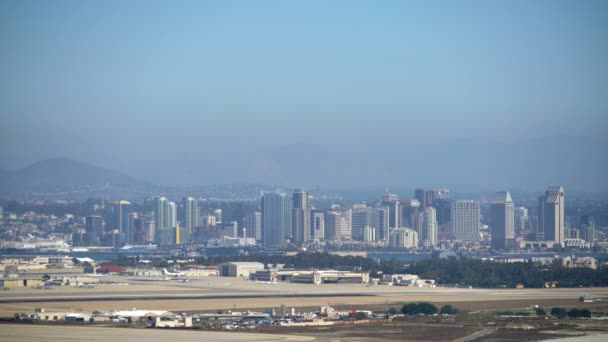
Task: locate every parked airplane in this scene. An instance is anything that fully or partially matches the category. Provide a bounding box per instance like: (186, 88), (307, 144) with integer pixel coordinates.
(163, 268), (186, 277)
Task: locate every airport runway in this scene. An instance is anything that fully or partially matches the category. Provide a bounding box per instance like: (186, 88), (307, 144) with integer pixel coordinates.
(0, 291), (376, 303)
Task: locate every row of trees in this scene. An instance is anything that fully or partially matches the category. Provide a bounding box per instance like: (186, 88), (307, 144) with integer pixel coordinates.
(390, 303), (458, 316)
(547, 307), (592, 318)
(410, 259), (608, 288)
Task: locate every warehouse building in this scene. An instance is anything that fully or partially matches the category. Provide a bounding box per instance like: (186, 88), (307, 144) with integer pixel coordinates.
(219, 262), (265, 277)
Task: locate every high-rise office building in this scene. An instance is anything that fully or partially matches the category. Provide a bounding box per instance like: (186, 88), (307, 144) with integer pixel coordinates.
(351, 204), (370, 241)
(245, 211), (262, 241)
(182, 197), (199, 243)
(514, 207), (528, 233)
(143, 217), (155, 243)
(132, 217), (145, 244)
(261, 192), (291, 247)
(377, 207), (390, 242)
(127, 212), (138, 243)
(85, 215), (103, 245)
(422, 207), (437, 248)
(363, 226), (376, 242)
(324, 211), (349, 241)
(221, 221), (238, 238)
(400, 199), (420, 228)
(450, 200), (481, 241)
(310, 209), (325, 241)
(490, 191), (515, 249)
(155, 197), (179, 245)
(114, 200), (132, 245)
(168, 202), (177, 228)
(581, 216), (595, 245)
(414, 189), (449, 209)
(540, 186), (565, 245)
(537, 196), (545, 234)
(412, 211), (424, 238)
(155, 197), (168, 244)
(213, 209), (223, 225)
(382, 194), (400, 229)
(433, 198), (452, 225)
(292, 190), (310, 244)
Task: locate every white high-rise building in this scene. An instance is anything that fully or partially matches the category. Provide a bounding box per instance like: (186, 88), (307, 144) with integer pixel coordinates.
(363, 226), (376, 242)
(389, 228), (418, 248)
(422, 206), (437, 248)
(450, 200), (481, 241)
(311, 210), (325, 241)
(167, 201), (177, 229)
(182, 197), (199, 243)
(261, 192), (291, 248)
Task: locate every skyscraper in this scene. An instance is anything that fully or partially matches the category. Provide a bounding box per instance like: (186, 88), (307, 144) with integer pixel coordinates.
(154, 197), (167, 243)
(450, 200), (481, 241)
(261, 192), (291, 247)
(400, 199), (420, 228)
(324, 211), (348, 241)
(537, 195), (545, 234)
(541, 186), (565, 245)
(85, 215), (103, 245)
(382, 194), (400, 229)
(292, 190), (310, 244)
(167, 201), (177, 229)
(414, 189), (449, 209)
(221, 221), (238, 238)
(155, 197), (178, 245)
(514, 206), (529, 233)
(372, 207), (389, 242)
(422, 206), (437, 248)
(490, 191), (515, 249)
(310, 209), (325, 241)
(182, 197), (199, 243)
(351, 204), (370, 241)
(245, 211), (262, 241)
(581, 216), (595, 245)
(114, 200), (132, 245)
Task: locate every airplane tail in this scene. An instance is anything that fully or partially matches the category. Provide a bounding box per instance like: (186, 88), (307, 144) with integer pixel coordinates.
(163, 268), (168, 274)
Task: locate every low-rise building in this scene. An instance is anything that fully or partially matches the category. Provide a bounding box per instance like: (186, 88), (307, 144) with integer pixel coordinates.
(0, 278), (44, 289)
(291, 270), (369, 285)
(219, 262), (265, 277)
(381, 274), (435, 287)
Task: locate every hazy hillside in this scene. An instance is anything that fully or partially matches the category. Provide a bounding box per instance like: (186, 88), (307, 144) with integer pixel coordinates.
(133, 136), (607, 192)
(0, 158), (150, 199)
(1, 137), (605, 200)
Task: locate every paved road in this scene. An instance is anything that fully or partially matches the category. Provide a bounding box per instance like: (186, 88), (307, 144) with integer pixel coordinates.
(0, 291), (374, 303)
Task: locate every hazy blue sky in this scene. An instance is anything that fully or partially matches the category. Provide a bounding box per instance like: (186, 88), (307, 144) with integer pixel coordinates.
(1, 1), (607, 174)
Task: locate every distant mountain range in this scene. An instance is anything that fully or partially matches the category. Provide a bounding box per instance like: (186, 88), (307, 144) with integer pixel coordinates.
(128, 136), (607, 192)
(0, 136), (606, 200)
(0, 158), (151, 199)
